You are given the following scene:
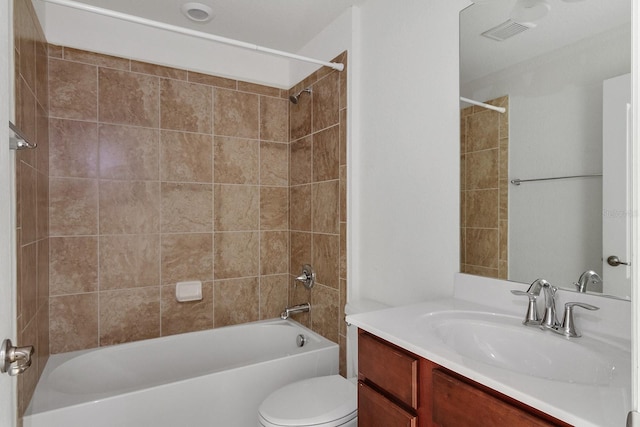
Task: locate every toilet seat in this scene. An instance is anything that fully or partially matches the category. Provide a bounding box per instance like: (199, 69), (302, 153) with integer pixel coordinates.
(258, 375), (357, 427)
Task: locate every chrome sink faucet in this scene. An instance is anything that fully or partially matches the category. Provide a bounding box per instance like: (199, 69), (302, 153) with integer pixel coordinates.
(512, 278), (599, 338)
(540, 281), (559, 330)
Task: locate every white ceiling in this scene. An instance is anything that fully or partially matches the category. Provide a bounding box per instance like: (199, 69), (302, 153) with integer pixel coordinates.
(62, 0), (367, 53)
(460, 0), (631, 84)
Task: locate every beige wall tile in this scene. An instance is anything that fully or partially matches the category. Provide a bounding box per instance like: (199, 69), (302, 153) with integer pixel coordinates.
(161, 233), (213, 285)
(63, 47), (129, 70)
(312, 233), (339, 289)
(214, 184), (259, 231)
(131, 60), (187, 80)
(339, 278), (347, 336)
(48, 58), (97, 120)
(465, 189), (499, 229)
(499, 220), (508, 262)
(99, 181), (160, 234)
(100, 234), (160, 290)
(214, 89), (259, 138)
(238, 81), (280, 97)
(99, 124), (159, 181)
(467, 110), (499, 152)
(311, 284), (339, 343)
(259, 275), (288, 319)
(50, 293), (98, 353)
(260, 186), (288, 230)
(339, 109), (347, 167)
(260, 96), (288, 142)
(466, 149), (498, 190)
(19, 163), (37, 244)
(161, 182), (213, 233)
(260, 141), (288, 186)
(313, 125), (339, 182)
(465, 228), (499, 269)
(213, 136), (259, 184)
(214, 277), (259, 327)
(313, 73), (339, 132)
(19, 243), (37, 333)
(287, 280), (310, 327)
(47, 44), (63, 58)
(36, 303), (49, 378)
(260, 231), (288, 275)
(161, 282), (213, 335)
(290, 232), (312, 275)
(98, 68), (159, 127)
(160, 79), (212, 133)
(49, 177), (98, 236)
(290, 185), (311, 232)
(50, 237), (98, 295)
(213, 232), (259, 279)
(339, 166), (346, 222)
(160, 131), (212, 183)
(462, 264), (499, 278)
(17, 78), (37, 158)
(290, 136), (312, 185)
(36, 238), (49, 309)
(290, 91), (312, 141)
(35, 104), (49, 174)
(99, 287), (160, 346)
(338, 53), (348, 110)
(187, 71), (236, 89)
(340, 222), (347, 279)
(50, 119), (98, 178)
(312, 181), (339, 234)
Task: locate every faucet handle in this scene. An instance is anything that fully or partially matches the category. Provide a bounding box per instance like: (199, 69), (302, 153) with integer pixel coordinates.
(556, 302), (599, 338)
(511, 290), (540, 326)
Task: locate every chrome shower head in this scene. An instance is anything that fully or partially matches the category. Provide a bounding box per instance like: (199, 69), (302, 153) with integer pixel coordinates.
(289, 88), (312, 104)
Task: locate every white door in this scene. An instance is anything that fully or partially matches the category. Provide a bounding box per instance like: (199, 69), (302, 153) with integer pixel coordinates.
(602, 73), (632, 299)
(0, 0), (16, 424)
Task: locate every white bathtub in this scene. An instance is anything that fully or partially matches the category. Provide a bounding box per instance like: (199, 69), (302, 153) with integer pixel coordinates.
(24, 319), (338, 427)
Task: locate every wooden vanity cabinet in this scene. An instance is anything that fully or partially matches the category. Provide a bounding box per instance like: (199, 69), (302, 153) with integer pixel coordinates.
(357, 329), (571, 427)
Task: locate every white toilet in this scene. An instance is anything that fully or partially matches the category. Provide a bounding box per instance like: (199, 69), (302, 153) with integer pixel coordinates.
(257, 300), (388, 427)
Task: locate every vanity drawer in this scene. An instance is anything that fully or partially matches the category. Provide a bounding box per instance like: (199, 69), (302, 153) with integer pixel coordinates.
(432, 369), (563, 427)
(358, 330), (418, 410)
(358, 381), (417, 427)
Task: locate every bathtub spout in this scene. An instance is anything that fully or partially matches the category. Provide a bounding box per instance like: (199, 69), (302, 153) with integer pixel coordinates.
(280, 303), (310, 320)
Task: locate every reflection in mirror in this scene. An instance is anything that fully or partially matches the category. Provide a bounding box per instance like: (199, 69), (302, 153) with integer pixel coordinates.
(459, 0), (632, 299)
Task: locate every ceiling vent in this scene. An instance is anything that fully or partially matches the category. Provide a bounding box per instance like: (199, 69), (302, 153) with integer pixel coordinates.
(481, 19), (532, 41)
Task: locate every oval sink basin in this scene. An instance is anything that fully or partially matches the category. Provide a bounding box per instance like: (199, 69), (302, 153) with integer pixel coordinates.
(420, 311), (621, 386)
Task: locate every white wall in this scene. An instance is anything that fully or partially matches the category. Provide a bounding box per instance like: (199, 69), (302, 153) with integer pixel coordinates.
(462, 26), (631, 288)
(351, 0), (470, 306)
(35, 1), (292, 88)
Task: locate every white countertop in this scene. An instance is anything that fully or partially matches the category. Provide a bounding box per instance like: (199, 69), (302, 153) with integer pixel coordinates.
(347, 296), (631, 427)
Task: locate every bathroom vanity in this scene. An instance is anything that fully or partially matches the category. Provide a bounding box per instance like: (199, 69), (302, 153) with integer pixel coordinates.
(347, 274), (632, 427)
(358, 329), (569, 426)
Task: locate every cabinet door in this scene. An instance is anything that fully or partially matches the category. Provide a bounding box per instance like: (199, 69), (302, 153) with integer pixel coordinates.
(432, 370), (560, 427)
(358, 382), (417, 427)
(359, 331), (419, 409)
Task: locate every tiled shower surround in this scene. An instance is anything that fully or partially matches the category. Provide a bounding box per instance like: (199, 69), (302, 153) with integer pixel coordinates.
(14, 0), (50, 417)
(460, 96), (508, 279)
(46, 45), (348, 370)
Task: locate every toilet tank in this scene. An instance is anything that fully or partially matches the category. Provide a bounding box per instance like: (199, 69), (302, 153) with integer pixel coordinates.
(344, 299), (389, 378)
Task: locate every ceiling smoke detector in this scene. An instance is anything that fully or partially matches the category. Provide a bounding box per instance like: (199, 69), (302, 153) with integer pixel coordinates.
(181, 2), (214, 23)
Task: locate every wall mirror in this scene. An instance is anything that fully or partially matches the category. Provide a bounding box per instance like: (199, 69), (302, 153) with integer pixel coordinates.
(459, 0), (632, 299)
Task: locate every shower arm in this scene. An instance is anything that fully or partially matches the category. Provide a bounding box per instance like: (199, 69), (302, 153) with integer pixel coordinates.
(41, 0), (345, 72)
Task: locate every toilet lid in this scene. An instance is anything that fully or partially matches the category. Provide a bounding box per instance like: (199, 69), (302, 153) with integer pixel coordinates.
(258, 375), (357, 427)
